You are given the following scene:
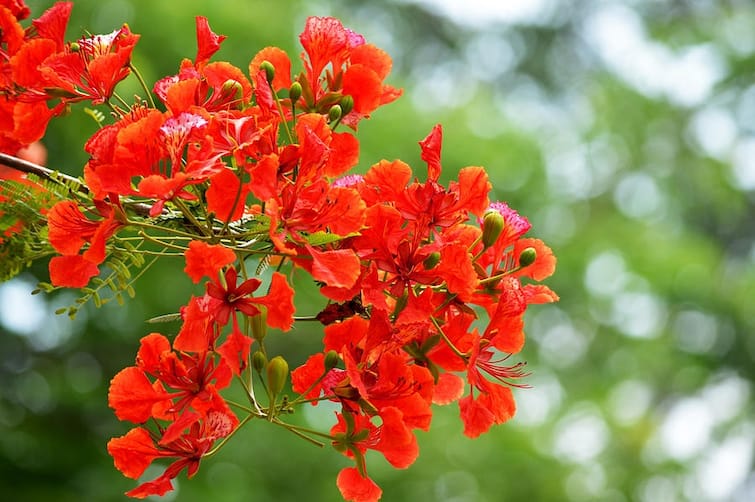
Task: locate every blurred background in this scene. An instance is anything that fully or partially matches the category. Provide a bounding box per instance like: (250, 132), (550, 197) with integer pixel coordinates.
(2, 0), (754, 500)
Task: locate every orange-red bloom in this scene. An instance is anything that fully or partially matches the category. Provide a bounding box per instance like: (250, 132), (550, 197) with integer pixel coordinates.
(46, 199), (124, 287)
(108, 410), (237, 499)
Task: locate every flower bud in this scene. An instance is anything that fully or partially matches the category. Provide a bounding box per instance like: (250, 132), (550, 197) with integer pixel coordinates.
(289, 81), (302, 104)
(221, 79), (243, 99)
(324, 350), (341, 371)
(423, 252), (441, 270)
(251, 309), (267, 342)
(518, 247), (537, 268)
(482, 210), (505, 248)
(252, 350), (267, 374)
(69, 42), (80, 53)
(266, 356), (289, 397)
(259, 60), (275, 84)
(328, 104), (342, 123)
(340, 95), (354, 116)
(393, 291), (408, 318)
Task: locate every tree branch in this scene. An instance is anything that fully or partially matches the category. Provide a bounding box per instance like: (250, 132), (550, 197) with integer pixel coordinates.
(0, 152), (156, 217)
(0, 152), (88, 192)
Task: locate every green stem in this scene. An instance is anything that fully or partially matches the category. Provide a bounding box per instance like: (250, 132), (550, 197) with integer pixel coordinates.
(225, 399), (258, 415)
(127, 219), (203, 239)
(479, 266), (523, 286)
(204, 414), (255, 458)
(218, 158), (245, 238)
(271, 418), (335, 442)
(431, 317), (468, 360)
(104, 99), (124, 118)
(174, 198), (213, 237)
(287, 372), (329, 407)
(293, 315), (321, 321)
(112, 92), (131, 110)
(136, 231), (190, 251)
(129, 62), (156, 108)
(270, 84), (294, 145)
(111, 245), (183, 257)
(236, 374), (266, 416)
(294, 394), (337, 405)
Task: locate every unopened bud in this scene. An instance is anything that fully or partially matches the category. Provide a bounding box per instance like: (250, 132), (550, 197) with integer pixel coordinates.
(340, 95), (354, 116)
(518, 247), (537, 268)
(259, 61), (275, 84)
(251, 309), (267, 342)
(328, 104), (342, 123)
(324, 350), (340, 371)
(69, 42), (80, 53)
(393, 291), (408, 318)
(423, 252), (441, 270)
(252, 350), (267, 374)
(266, 356), (289, 397)
(289, 82), (302, 104)
(482, 211), (505, 248)
(221, 79), (243, 99)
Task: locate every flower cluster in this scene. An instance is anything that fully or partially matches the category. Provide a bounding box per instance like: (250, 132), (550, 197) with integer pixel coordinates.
(1, 2), (557, 501)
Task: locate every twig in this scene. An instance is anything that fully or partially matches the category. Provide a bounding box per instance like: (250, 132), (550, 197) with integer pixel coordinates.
(0, 152), (157, 218)
(0, 152), (88, 193)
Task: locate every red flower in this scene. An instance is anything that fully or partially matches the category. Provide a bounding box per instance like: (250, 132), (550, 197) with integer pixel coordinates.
(295, 16), (401, 127)
(108, 410), (237, 499)
(183, 240), (236, 284)
(336, 467), (382, 502)
(249, 46), (292, 93)
(194, 16), (226, 68)
(299, 17), (361, 89)
(108, 333), (233, 423)
(2, 0), (30, 20)
(46, 199), (124, 287)
(40, 25), (140, 105)
(0, 2), (71, 149)
(331, 406), (418, 501)
(199, 267), (295, 332)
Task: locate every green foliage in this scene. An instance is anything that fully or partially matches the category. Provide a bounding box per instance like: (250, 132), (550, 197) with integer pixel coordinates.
(64, 244), (146, 317)
(0, 177), (57, 281)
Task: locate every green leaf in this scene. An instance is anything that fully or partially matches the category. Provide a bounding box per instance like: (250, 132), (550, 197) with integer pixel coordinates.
(145, 312), (182, 324)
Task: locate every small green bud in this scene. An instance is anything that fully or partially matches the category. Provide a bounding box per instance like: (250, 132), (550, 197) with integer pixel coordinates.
(393, 291), (408, 318)
(266, 356), (289, 397)
(423, 252), (441, 270)
(518, 247), (537, 268)
(251, 309), (267, 342)
(339, 95), (354, 116)
(288, 81), (302, 104)
(252, 350), (268, 374)
(69, 42), (80, 52)
(481, 210), (505, 248)
(328, 104), (342, 123)
(221, 79), (243, 99)
(259, 61), (275, 84)
(324, 350), (340, 371)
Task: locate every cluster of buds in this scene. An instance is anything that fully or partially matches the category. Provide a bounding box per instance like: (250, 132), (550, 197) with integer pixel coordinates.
(0, 2), (557, 501)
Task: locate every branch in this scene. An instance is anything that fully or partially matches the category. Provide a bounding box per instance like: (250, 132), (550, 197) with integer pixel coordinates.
(0, 152), (156, 218)
(0, 152), (88, 193)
